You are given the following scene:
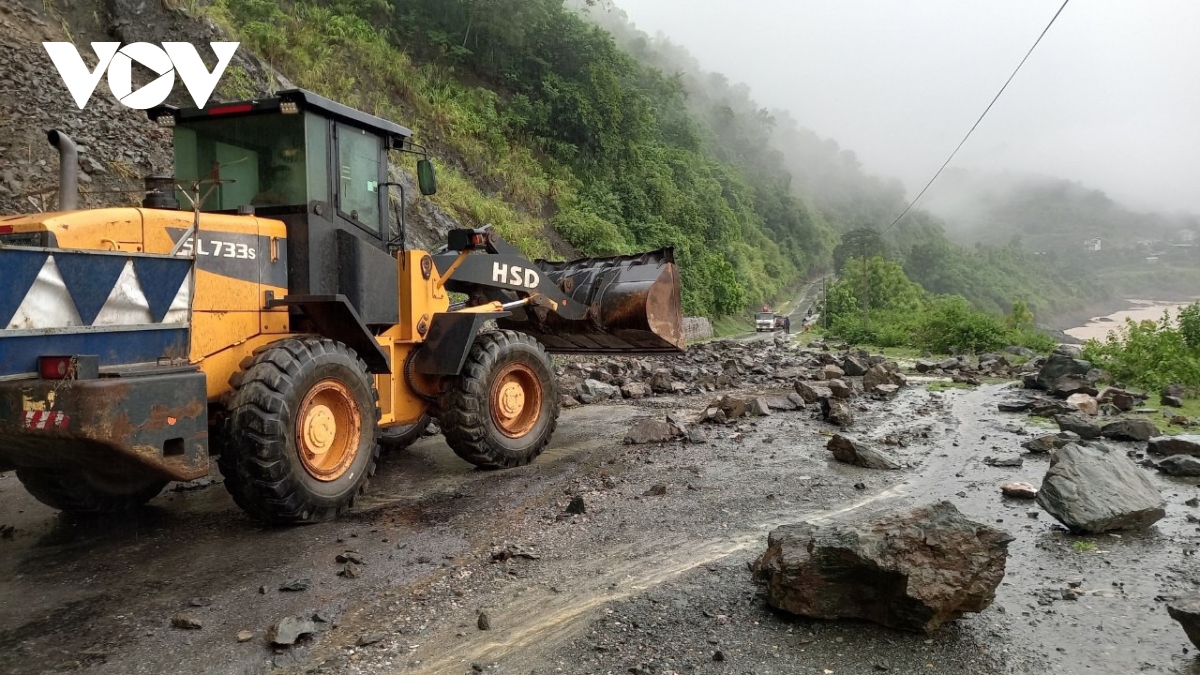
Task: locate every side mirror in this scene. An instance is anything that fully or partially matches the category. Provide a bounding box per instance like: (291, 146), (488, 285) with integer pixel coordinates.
(417, 159), (437, 196)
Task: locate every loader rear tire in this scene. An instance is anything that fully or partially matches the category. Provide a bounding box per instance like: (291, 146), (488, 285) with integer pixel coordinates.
(219, 337), (380, 524)
(379, 414), (431, 451)
(16, 469), (167, 513)
(439, 331), (559, 469)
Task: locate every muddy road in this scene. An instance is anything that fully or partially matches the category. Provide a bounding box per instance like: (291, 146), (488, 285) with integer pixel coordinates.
(1, 378), (1197, 674)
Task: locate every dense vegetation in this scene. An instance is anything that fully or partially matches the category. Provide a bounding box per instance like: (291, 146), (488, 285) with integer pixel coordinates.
(206, 0), (1184, 333)
(823, 255), (1056, 354)
(1083, 303), (1200, 393)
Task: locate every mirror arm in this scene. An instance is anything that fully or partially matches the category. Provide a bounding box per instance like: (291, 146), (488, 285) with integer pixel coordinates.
(381, 181), (406, 255)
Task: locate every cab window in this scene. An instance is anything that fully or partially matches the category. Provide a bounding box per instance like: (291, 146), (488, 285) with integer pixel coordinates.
(336, 123), (383, 234)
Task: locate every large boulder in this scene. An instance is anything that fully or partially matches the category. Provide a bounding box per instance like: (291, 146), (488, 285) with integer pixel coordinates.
(1034, 353), (1092, 391)
(1156, 455), (1200, 477)
(820, 397), (854, 428)
(1148, 435), (1200, 457)
(620, 382), (651, 400)
(1053, 375), (1099, 398)
(624, 419), (681, 445)
(827, 434), (902, 470)
(1035, 443), (1166, 533)
(1022, 432), (1079, 454)
(579, 379), (619, 404)
(1100, 419), (1161, 442)
(1161, 384), (1186, 408)
(1055, 413), (1101, 440)
(822, 364), (846, 381)
(863, 364), (905, 392)
(794, 381), (832, 405)
(751, 502), (1012, 633)
(1065, 393), (1099, 415)
(1168, 595), (1200, 649)
(826, 379), (854, 399)
(841, 355), (868, 377)
(649, 369), (673, 394)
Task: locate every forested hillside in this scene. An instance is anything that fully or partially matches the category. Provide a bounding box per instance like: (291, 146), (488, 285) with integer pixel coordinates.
(204, 0), (1184, 328)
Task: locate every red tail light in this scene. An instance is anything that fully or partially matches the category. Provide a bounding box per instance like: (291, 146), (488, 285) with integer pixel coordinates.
(39, 356), (75, 379)
(207, 104), (253, 116)
(0, 225), (13, 234)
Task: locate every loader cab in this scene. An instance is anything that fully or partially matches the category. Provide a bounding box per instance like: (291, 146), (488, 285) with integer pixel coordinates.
(148, 90), (437, 328)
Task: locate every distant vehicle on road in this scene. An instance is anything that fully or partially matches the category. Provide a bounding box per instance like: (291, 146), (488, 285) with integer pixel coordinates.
(755, 311), (777, 332)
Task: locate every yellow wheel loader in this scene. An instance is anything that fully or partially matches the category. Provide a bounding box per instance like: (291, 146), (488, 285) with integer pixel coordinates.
(0, 90), (684, 523)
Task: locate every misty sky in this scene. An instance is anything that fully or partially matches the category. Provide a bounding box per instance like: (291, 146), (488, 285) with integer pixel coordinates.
(615, 0), (1200, 214)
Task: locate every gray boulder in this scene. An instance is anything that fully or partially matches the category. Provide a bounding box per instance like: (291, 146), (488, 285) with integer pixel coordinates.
(841, 355), (868, 377)
(794, 381), (832, 405)
(1155, 455), (1200, 477)
(624, 419), (680, 445)
(1167, 594), (1200, 649)
(827, 434), (902, 470)
(751, 501), (1012, 633)
(620, 382), (651, 400)
(823, 364), (846, 381)
(863, 364), (905, 392)
(269, 617), (318, 646)
(1035, 443), (1166, 533)
(1022, 432), (1079, 454)
(1100, 419), (1161, 442)
(1056, 413), (1101, 440)
(1035, 354), (1092, 391)
(827, 379), (854, 399)
(1148, 435), (1200, 457)
(579, 378), (619, 404)
(1053, 375), (1098, 398)
(1161, 384), (1186, 408)
(820, 397), (854, 428)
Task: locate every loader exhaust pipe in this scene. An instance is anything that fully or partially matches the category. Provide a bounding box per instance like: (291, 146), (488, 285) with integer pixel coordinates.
(47, 129), (78, 211)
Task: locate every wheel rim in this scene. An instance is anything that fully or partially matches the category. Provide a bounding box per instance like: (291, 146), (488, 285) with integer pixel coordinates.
(296, 379), (361, 481)
(489, 362), (543, 439)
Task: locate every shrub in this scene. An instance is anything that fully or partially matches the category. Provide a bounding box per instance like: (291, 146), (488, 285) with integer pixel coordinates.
(1082, 304), (1200, 393)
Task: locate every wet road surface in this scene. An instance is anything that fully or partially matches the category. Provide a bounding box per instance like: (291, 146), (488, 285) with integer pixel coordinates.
(1, 384), (1197, 674)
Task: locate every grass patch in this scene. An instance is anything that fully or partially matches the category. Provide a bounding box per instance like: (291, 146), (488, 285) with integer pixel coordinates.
(926, 380), (972, 392)
(712, 315), (753, 338)
(1072, 540), (1096, 553)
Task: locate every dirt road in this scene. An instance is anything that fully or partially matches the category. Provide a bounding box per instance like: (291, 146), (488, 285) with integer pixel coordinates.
(1, 380), (1197, 675)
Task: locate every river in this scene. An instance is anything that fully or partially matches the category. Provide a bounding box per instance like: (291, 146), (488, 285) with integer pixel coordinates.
(1065, 298), (1198, 342)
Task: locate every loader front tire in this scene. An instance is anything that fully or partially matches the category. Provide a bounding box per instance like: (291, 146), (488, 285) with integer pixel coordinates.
(16, 469), (167, 513)
(219, 337), (380, 524)
(439, 331), (559, 469)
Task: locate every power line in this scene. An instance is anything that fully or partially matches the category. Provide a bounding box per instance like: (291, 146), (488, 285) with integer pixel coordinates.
(883, 0), (1071, 234)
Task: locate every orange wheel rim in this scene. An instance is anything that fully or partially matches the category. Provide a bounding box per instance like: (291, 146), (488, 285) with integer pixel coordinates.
(296, 379), (361, 481)
(489, 362), (543, 439)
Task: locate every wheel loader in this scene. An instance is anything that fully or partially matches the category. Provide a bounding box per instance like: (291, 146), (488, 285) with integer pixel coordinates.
(0, 89), (684, 523)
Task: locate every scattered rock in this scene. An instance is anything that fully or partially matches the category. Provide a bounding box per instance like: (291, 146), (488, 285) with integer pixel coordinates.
(1034, 352), (1092, 391)
(335, 552), (364, 564)
(620, 382), (650, 400)
(998, 399), (1033, 413)
(1054, 376), (1098, 399)
(171, 614), (202, 630)
(278, 578), (311, 592)
(820, 397), (854, 428)
(687, 426), (708, 444)
(874, 384), (900, 397)
(338, 563), (362, 579)
(579, 379), (619, 404)
(356, 633), (385, 647)
(1100, 418), (1161, 442)
(827, 434), (901, 470)
(1155, 455), (1200, 477)
(643, 484), (667, 496)
(863, 364), (905, 392)
(1001, 482), (1037, 499)
(1161, 384), (1186, 408)
(751, 501), (1012, 633)
(237, 630), (254, 643)
(188, 597), (212, 607)
(1055, 413), (1101, 440)
(566, 495), (586, 515)
(624, 419), (680, 445)
(1097, 387), (1138, 412)
(747, 397), (772, 416)
(842, 355), (868, 376)
(1148, 435), (1200, 457)
(1065, 393), (1099, 415)
(826, 379), (853, 399)
(1036, 443), (1166, 533)
(823, 364), (846, 381)
(269, 617), (318, 646)
(1022, 432), (1077, 454)
(984, 455), (1023, 468)
(794, 381), (832, 404)
(1168, 594), (1200, 649)
(477, 612), (491, 631)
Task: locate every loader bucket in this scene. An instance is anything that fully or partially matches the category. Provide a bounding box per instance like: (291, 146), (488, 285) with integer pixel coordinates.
(499, 248), (685, 353)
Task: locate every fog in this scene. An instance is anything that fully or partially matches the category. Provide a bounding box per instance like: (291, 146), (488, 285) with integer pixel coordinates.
(615, 0), (1200, 215)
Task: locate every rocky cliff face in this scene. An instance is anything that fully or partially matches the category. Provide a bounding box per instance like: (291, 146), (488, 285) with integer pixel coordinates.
(0, 0), (459, 250)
